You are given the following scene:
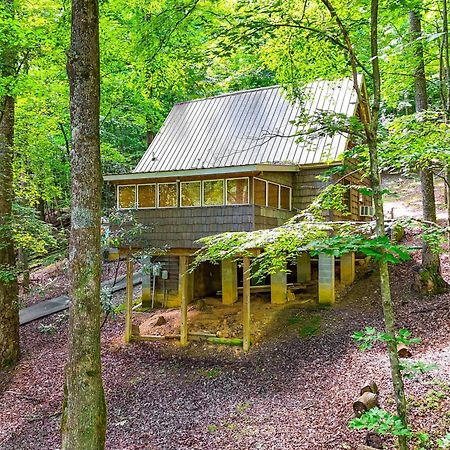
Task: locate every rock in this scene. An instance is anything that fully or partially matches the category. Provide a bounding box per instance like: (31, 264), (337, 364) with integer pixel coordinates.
(154, 316), (167, 326)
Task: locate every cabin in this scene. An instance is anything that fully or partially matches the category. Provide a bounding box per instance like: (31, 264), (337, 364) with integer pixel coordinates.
(104, 77), (372, 321)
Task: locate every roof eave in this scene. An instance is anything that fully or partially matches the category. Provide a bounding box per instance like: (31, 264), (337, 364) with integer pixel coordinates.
(103, 163), (301, 182)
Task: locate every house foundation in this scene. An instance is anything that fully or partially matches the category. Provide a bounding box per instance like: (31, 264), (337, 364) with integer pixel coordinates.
(340, 252), (355, 285)
(221, 260), (238, 305)
(297, 252), (311, 283)
(318, 253), (335, 304)
(271, 269), (288, 304)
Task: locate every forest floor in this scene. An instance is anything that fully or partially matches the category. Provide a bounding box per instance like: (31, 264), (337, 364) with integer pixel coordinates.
(1, 175), (450, 450)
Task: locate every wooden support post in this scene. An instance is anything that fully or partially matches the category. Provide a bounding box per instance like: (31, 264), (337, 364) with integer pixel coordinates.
(297, 252), (311, 283)
(340, 252), (355, 285)
(318, 253), (335, 304)
(124, 254), (133, 343)
(242, 256), (251, 352)
(179, 255), (190, 347)
(221, 259), (238, 305)
(141, 255), (152, 307)
(271, 269), (287, 304)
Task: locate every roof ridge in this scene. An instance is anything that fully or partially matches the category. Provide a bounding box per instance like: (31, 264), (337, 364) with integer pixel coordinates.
(174, 85), (281, 106)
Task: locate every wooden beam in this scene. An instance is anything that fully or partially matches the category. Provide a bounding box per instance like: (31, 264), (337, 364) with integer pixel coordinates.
(179, 255), (189, 346)
(124, 254), (133, 343)
(242, 256), (251, 352)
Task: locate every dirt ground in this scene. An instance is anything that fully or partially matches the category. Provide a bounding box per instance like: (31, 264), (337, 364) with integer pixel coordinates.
(1, 176), (450, 450)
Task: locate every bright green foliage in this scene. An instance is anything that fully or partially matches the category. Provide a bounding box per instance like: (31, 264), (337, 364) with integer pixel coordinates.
(352, 327), (421, 351)
(399, 360), (439, 379)
(349, 407), (412, 437)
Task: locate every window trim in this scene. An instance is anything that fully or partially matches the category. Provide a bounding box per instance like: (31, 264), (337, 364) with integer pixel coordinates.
(253, 177), (268, 207)
(180, 180), (202, 208)
(137, 183), (157, 209)
(157, 182), (178, 209)
(117, 184), (137, 210)
(225, 177), (250, 206)
(279, 185), (292, 211)
(202, 178), (225, 207)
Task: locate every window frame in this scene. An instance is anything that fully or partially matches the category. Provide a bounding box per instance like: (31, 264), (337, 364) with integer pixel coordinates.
(202, 178), (225, 207)
(157, 182), (178, 209)
(253, 177), (268, 207)
(253, 177), (292, 211)
(225, 177), (250, 206)
(180, 180), (202, 208)
(137, 183), (157, 209)
(117, 184), (137, 210)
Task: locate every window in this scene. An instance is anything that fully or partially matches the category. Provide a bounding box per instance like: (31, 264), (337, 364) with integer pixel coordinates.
(254, 178), (267, 206)
(158, 183), (177, 208)
(226, 178), (249, 205)
(137, 184), (156, 208)
(181, 181), (201, 207)
(267, 182), (279, 208)
(203, 179), (224, 206)
(117, 185), (136, 209)
(280, 186), (291, 210)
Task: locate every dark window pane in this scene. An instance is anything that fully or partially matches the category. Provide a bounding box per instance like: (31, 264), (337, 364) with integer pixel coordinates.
(226, 178), (249, 205)
(203, 180), (224, 206)
(118, 185), (136, 209)
(267, 183), (279, 208)
(158, 183), (177, 207)
(254, 179), (266, 206)
(280, 186), (290, 210)
(181, 182), (201, 207)
(138, 184), (156, 208)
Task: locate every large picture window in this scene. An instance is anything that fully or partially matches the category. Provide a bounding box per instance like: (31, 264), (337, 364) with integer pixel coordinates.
(280, 186), (291, 210)
(181, 181), (201, 207)
(158, 183), (177, 208)
(137, 184), (156, 208)
(203, 179), (224, 206)
(254, 178), (267, 206)
(267, 182), (279, 208)
(117, 185), (136, 209)
(226, 178), (249, 205)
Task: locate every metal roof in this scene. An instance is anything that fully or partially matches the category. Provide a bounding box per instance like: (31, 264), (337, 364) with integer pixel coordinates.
(134, 77), (359, 174)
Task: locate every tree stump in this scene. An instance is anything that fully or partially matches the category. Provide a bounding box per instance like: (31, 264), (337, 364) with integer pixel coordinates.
(353, 392), (379, 417)
(360, 380), (379, 396)
(366, 431), (383, 449)
(397, 343), (412, 358)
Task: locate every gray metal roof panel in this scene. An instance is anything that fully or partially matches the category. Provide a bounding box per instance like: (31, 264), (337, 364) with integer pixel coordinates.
(133, 77), (360, 173)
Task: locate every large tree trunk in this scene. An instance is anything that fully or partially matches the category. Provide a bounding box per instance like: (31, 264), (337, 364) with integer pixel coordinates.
(319, 1), (409, 448)
(0, 0), (20, 369)
(61, 0), (107, 448)
(409, 10), (448, 294)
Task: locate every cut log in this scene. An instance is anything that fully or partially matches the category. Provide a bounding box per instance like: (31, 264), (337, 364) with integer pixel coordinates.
(397, 343), (412, 358)
(353, 392), (379, 417)
(206, 337), (244, 346)
(360, 380), (379, 396)
(366, 431), (383, 449)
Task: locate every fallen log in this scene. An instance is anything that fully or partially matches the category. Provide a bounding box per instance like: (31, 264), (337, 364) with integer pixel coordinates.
(360, 380), (379, 396)
(353, 392), (379, 417)
(357, 445), (380, 450)
(397, 343), (412, 358)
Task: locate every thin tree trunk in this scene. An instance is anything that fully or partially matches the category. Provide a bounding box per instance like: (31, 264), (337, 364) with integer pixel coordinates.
(0, 0), (20, 369)
(61, 0), (107, 448)
(443, 0), (450, 117)
(409, 9), (448, 294)
(319, 1), (409, 448)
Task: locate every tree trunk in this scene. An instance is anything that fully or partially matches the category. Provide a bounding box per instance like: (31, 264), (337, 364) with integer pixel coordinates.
(61, 0), (107, 448)
(319, 1), (409, 447)
(409, 10), (448, 294)
(0, 0), (20, 369)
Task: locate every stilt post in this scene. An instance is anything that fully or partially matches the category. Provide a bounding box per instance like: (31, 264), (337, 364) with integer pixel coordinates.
(179, 255), (189, 346)
(340, 252), (355, 285)
(124, 253), (133, 343)
(221, 259), (238, 305)
(318, 253), (335, 304)
(242, 256), (251, 351)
